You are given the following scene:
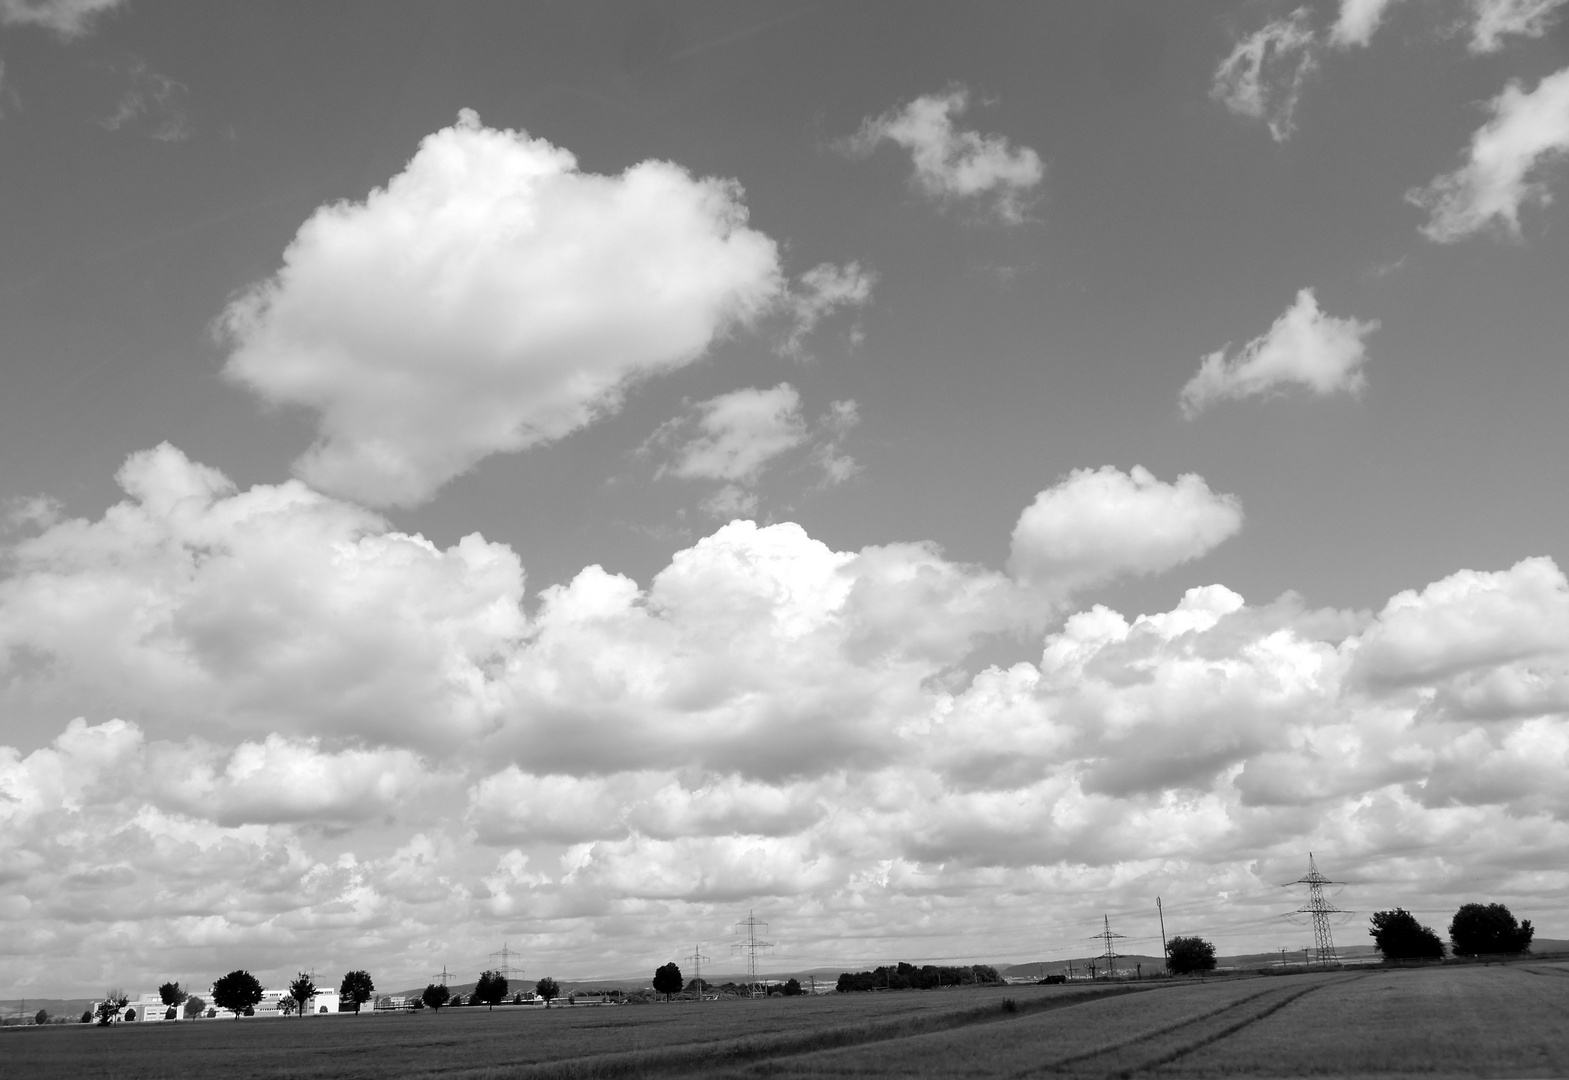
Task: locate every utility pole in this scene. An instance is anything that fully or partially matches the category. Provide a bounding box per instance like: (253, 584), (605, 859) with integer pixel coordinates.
(732, 910), (773, 998)
(684, 944), (710, 999)
(1286, 853), (1346, 965)
(1157, 896), (1169, 970)
(1091, 915), (1125, 978)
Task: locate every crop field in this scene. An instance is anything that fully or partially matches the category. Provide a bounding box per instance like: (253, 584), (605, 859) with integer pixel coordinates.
(3, 961), (1566, 1079)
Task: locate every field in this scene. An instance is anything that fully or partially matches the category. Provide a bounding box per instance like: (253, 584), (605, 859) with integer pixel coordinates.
(3, 961), (1566, 1079)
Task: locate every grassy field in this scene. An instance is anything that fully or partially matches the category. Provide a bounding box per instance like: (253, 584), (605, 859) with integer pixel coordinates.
(3, 961), (1565, 1079)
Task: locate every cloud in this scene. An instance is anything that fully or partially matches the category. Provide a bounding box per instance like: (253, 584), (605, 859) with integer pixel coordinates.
(844, 86), (1044, 223)
(1469, 0), (1569, 52)
(650, 385), (860, 516)
(221, 110), (783, 508)
(1008, 466), (1243, 595)
(0, 443), (526, 752)
(101, 60), (191, 142)
(1407, 66), (1569, 242)
(1180, 289), (1378, 417)
(4, 447), (1567, 994)
(782, 261), (876, 358)
(0, 0), (123, 38)
(1212, 9), (1319, 142)
(1330, 0), (1405, 47)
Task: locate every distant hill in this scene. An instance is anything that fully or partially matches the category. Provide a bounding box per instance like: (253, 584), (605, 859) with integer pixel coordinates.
(0, 999), (93, 1022)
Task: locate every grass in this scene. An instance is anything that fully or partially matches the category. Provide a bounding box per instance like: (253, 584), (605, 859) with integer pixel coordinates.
(4, 962), (1565, 1079)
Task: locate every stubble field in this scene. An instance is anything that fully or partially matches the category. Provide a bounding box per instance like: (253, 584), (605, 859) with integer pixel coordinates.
(4, 961), (1566, 1079)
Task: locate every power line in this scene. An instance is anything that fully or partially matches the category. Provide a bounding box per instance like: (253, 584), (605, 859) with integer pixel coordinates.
(488, 943), (525, 983)
(732, 910), (773, 998)
(1090, 914), (1125, 978)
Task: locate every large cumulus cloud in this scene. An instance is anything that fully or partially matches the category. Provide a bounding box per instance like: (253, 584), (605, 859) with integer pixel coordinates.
(221, 109), (783, 508)
(2, 449), (1565, 996)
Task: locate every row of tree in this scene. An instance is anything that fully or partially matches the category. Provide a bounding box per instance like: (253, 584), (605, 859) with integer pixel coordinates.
(1370, 903), (1534, 959)
(836, 962), (1003, 992)
(418, 973), (563, 1012)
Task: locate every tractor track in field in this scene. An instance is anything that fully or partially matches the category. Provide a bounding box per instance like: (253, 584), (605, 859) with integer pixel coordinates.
(1017, 973), (1365, 1079)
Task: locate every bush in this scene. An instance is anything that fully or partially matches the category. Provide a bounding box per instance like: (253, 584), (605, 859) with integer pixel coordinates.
(80, 1011), (92, 1024)
(1166, 936), (1217, 975)
(1450, 903), (1533, 956)
(34, 1009), (48, 1025)
(1369, 908), (1446, 959)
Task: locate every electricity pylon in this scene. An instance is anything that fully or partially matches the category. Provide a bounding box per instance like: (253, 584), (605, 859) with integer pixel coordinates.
(433, 965), (452, 986)
(684, 943), (710, 998)
(732, 910), (773, 998)
(1091, 915), (1125, 977)
(1286, 852), (1345, 965)
(489, 943), (524, 982)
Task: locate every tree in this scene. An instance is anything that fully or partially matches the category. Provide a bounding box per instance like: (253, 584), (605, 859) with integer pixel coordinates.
(1369, 909), (1446, 959)
(781, 978), (803, 996)
(474, 969), (509, 1010)
(184, 995), (206, 1019)
(35, 1009), (49, 1025)
(212, 970), (264, 1019)
(279, 997), (297, 1017)
(158, 981), (188, 1011)
(1166, 936), (1217, 975)
(95, 989), (128, 1026)
(652, 962), (683, 1000)
(80, 1010), (93, 1024)
(535, 976), (561, 1007)
(288, 972), (316, 1019)
(421, 983), (450, 1013)
(339, 970), (375, 1014)
(1450, 902), (1534, 956)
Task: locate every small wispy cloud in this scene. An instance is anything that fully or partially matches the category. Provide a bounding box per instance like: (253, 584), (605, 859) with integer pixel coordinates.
(781, 261), (876, 359)
(1469, 0), (1569, 53)
(0, 0), (125, 39)
(843, 85), (1044, 224)
(1211, 8), (1319, 143)
(102, 59), (191, 142)
(1407, 66), (1569, 242)
(1180, 288), (1378, 417)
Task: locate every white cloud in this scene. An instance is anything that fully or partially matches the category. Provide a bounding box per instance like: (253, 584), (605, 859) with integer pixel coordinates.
(221, 110), (783, 508)
(1212, 9), (1319, 142)
(1469, 0), (1569, 52)
(1330, 0), (1405, 47)
(782, 261), (876, 358)
(101, 60), (190, 142)
(1407, 66), (1569, 242)
(0, 0), (123, 38)
(4, 447), (1567, 995)
(1008, 466), (1243, 595)
(844, 86), (1044, 223)
(1180, 289), (1378, 417)
(650, 385), (861, 516)
(0, 443), (526, 751)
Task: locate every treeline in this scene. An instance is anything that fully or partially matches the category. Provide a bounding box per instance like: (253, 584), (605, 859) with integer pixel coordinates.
(835, 962), (1001, 992)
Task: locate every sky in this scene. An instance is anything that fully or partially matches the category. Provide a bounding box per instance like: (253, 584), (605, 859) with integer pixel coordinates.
(1, 0), (1567, 999)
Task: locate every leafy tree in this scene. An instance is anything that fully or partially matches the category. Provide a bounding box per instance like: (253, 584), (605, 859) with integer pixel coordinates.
(450, 993), (465, 1006)
(158, 982), (188, 1010)
(1450, 902), (1534, 956)
(535, 976), (561, 1007)
(288, 972), (316, 1019)
(339, 970), (375, 1014)
(1166, 936), (1217, 975)
(279, 997), (297, 1017)
(1369, 909), (1446, 959)
(212, 970), (264, 1019)
(652, 962), (683, 999)
(95, 989), (128, 1026)
(474, 970), (509, 1010)
(35, 1009), (49, 1025)
(184, 995), (206, 1019)
(781, 978), (803, 996)
(421, 983), (450, 1013)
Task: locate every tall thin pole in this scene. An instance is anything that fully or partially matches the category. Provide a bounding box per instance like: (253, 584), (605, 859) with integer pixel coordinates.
(1286, 852), (1345, 965)
(1157, 897), (1168, 967)
(684, 944), (710, 999)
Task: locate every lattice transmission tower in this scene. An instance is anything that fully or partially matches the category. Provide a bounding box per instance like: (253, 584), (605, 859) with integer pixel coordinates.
(489, 942), (525, 983)
(732, 910), (773, 998)
(1286, 852), (1345, 965)
(1090, 915), (1125, 978)
(433, 965), (452, 986)
(684, 943), (710, 998)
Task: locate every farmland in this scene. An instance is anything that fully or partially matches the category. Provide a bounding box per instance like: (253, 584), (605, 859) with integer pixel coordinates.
(3, 961), (1566, 1079)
